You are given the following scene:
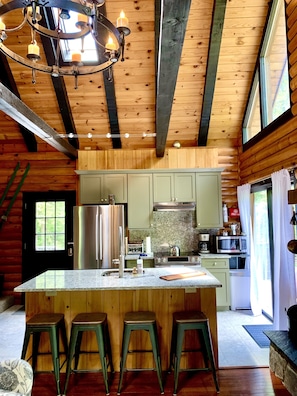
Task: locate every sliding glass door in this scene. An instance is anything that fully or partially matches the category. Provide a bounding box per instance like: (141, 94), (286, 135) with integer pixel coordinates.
(252, 189), (273, 319)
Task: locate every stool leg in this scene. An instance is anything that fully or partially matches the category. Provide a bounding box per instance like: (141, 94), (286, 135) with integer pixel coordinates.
(117, 325), (132, 395)
(105, 322), (114, 373)
(64, 326), (79, 395)
(74, 330), (83, 370)
(49, 326), (61, 396)
(197, 328), (209, 367)
(149, 323), (164, 394)
(21, 328), (32, 362)
(173, 326), (184, 396)
(95, 326), (110, 395)
(169, 322), (177, 372)
(32, 332), (41, 371)
(201, 326), (219, 392)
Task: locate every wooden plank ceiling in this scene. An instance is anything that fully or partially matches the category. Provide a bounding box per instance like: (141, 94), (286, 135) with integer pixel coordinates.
(0, 0), (270, 158)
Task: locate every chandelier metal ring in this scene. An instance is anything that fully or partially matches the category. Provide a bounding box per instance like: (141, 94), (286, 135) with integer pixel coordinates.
(0, 0), (130, 81)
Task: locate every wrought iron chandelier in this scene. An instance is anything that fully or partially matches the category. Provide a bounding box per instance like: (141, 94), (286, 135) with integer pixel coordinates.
(0, 0), (130, 86)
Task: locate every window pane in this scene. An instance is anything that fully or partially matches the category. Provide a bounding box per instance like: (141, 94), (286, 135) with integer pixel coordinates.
(35, 218), (45, 234)
(244, 82), (261, 142)
(56, 234), (65, 250)
(36, 234), (45, 251)
(56, 202), (65, 217)
(263, 0), (290, 125)
(46, 202), (55, 217)
(36, 202), (45, 217)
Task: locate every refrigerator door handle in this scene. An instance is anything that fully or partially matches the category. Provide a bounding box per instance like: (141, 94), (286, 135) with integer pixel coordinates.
(99, 213), (103, 261)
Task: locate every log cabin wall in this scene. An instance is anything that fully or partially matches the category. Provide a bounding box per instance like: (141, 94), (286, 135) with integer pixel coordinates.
(0, 141), (77, 303)
(239, 0), (297, 184)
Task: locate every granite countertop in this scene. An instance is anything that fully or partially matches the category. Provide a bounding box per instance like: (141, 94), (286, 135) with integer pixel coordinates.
(14, 267), (222, 292)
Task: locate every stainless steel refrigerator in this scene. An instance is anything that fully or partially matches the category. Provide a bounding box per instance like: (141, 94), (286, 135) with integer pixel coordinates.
(73, 205), (125, 269)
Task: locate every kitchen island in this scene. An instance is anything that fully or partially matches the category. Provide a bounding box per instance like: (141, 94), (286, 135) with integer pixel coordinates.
(14, 267), (221, 371)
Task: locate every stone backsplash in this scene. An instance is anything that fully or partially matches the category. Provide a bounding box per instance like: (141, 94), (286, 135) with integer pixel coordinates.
(128, 211), (218, 254)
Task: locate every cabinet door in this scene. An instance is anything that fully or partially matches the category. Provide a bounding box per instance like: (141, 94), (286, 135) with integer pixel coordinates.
(103, 174), (127, 203)
(201, 258), (230, 310)
(196, 173), (223, 228)
(153, 174), (173, 202)
(80, 175), (103, 204)
(174, 173), (196, 201)
(209, 269), (230, 310)
(128, 174), (153, 229)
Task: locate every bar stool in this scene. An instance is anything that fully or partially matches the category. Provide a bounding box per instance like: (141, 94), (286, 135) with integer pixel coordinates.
(64, 312), (114, 396)
(117, 311), (164, 395)
(21, 312), (68, 396)
(169, 310), (219, 395)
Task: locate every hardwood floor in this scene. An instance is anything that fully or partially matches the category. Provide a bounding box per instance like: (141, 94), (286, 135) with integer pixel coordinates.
(31, 368), (290, 396)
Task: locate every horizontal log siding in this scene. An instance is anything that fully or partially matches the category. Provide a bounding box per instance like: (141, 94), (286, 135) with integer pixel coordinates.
(239, 1), (297, 184)
(0, 145), (77, 303)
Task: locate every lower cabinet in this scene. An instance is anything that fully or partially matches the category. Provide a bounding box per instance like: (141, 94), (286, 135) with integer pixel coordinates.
(201, 258), (230, 311)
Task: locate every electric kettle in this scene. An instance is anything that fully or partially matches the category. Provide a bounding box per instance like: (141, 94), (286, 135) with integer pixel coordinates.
(170, 245), (180, 256)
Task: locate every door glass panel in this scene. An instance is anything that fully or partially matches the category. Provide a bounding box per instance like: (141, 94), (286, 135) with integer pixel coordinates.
(253, 190), (273, 318)
(35, 201), (66, 251)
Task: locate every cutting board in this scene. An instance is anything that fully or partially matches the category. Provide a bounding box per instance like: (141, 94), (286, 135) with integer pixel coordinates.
(160, 271), (206, 281)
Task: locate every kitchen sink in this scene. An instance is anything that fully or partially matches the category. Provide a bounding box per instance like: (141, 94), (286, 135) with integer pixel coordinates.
(101, 269), (145, 277)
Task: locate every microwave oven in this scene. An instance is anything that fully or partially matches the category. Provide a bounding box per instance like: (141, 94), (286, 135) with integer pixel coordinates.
(216, 235), (247, 254)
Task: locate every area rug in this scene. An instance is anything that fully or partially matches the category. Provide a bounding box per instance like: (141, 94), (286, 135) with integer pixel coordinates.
(242, 324), (273, 348)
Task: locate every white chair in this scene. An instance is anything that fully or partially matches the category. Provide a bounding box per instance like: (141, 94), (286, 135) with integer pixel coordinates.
(0, 359), (33, 396)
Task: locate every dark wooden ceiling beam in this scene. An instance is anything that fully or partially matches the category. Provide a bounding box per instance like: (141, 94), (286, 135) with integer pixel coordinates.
(198, 0), (227, 146)
(155, 0), (192, 158)
(100, 4), (122, 149)
(0, 53), (37, 151)
(0, 83), (77, 159)
(40, 8), (79, 149)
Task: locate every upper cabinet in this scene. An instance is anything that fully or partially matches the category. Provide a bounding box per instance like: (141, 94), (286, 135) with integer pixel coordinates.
(80, 174), (127, 204)
(153, 173), (196, 202)
(127, 174), (153, 229)
(196, 172), (222, 228)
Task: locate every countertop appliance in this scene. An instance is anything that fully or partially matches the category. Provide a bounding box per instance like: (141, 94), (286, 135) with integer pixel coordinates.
(216, 235), (247, 254)
(154, 252), (201, 267)
(198, 234), (210, 253)
(73, 205), (125, 269)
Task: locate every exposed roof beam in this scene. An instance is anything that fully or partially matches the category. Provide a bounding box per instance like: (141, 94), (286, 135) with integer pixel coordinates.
(155, 0), (192, 158)
(0, 83), (77, 159)
(100, 4), (122, 149)
(0, 53), (37, 151)
(198, 0), (227, 146)
(41, 8), (79, 149)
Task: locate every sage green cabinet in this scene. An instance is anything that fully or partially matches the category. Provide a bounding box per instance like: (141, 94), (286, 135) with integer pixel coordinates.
(127, 173), (153, 229)
(201, 258), (230, 310)
(153, 173), (195, 202)
(196, 172), (222, 228)
(80, 174), (127, 204)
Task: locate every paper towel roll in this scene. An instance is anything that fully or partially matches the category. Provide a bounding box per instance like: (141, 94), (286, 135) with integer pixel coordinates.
(145, 236), (151, 254)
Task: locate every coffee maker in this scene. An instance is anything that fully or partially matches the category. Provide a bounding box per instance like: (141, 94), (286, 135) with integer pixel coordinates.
(198, 234), (210, 253)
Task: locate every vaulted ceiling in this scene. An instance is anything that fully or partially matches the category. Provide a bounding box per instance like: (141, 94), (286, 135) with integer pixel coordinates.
(0, 0), (270, 159)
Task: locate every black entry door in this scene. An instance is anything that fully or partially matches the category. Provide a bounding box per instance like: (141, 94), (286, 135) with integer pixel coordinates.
(22, 191), (76, 281)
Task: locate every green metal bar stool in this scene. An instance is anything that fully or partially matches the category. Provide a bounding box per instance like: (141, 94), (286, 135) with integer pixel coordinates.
(64, 312), (114, 396)
(117, 311), (164, 395)
(21, 312), (68, 396)
(169, 310), (219, 395)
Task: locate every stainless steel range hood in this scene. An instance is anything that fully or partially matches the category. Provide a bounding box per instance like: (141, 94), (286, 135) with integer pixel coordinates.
(153, 202), (196, 211)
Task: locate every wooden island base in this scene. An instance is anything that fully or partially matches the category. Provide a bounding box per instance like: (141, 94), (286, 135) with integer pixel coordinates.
(24, 287), (218, 372)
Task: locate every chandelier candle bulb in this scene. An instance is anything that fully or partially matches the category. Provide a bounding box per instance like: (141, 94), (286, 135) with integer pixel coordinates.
(28, 42), (40, 57)
(117, 10), (129, 28)
(105, 37), (116, 51)
(71, 52), (82, 63)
